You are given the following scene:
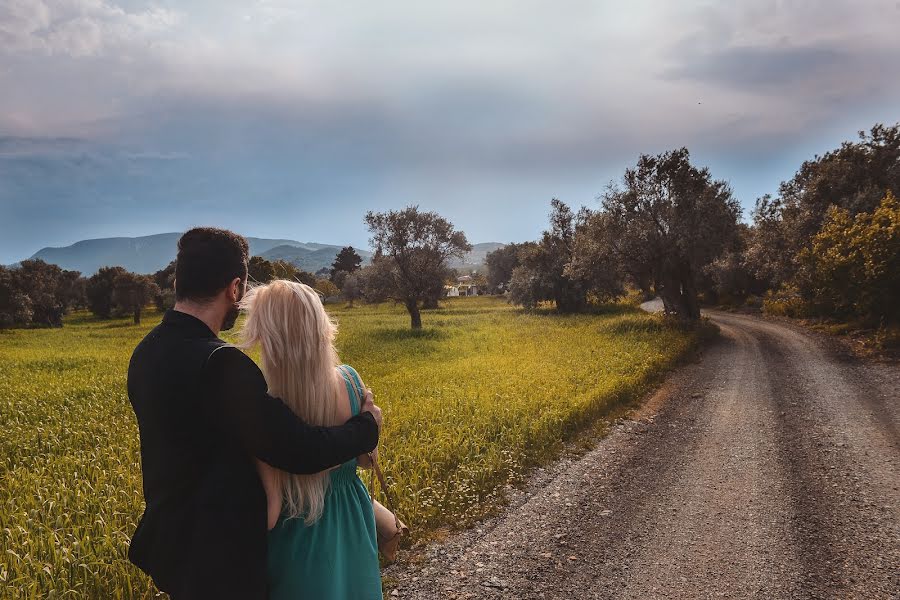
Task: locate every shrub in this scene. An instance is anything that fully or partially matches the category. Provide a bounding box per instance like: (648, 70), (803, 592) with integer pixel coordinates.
(314, 278), (340, 298)
(795, 190), (900, 324)
(762, 284), (809, 318)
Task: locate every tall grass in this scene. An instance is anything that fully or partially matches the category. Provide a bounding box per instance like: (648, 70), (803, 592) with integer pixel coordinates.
(0, 297), (700, 597)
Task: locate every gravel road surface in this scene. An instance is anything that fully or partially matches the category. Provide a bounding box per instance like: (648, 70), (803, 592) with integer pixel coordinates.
(390, 311), (899, 600)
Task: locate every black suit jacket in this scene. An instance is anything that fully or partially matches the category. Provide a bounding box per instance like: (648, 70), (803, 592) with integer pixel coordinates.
(126, 309), (379, 599)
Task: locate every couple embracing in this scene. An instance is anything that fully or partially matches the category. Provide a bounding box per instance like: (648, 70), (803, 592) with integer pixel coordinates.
(127, 227), (387, 599)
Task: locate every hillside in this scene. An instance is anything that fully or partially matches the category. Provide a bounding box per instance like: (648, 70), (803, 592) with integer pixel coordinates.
(258, 244), (373, 272)
(23, 234), (503, 275)
(27, 233), (353, 275)
(448, 242), (505, 269)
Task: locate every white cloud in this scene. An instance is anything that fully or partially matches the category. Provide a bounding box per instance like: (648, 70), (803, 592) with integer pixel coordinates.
(0, 0), (180, 57)
(1, 1), (898, 161)
(3, 1), (900, 264)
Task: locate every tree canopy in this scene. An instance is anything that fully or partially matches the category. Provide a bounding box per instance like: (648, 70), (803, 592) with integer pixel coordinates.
(485, 243), (528, 294)
(596, 148), (741, 319)
(112, 272), (159, 325)
(793, 191), (899, 324)
(750, 123), (900, 288)
(87, 266), (128, 319)
(0, 260), (84, 328)
(330, 246), (363, 279)
(508, 200), (592, 313)
(248, 256), (276, 284)
(365, 206), (471, 328)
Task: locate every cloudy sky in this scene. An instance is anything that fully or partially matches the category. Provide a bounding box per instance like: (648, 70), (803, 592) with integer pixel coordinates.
(2, 0), (899, 264)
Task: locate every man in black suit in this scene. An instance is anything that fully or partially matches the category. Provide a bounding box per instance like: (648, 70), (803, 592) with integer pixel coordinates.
(126, 227), (382, 599)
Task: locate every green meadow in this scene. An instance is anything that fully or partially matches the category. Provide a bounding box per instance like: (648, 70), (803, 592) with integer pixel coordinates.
(1, 296), (702, 598)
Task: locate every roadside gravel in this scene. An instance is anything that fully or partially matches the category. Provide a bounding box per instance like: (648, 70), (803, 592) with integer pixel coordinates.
(386, 311), (899, 599)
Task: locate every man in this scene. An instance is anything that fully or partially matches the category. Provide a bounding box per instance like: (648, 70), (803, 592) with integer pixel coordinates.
(127, 227), (381, 599)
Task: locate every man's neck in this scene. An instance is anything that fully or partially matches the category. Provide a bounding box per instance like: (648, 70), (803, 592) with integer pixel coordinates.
(173, 301), (222, 337)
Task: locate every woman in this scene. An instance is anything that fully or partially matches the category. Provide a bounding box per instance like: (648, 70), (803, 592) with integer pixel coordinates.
(239, 279), (382, 600)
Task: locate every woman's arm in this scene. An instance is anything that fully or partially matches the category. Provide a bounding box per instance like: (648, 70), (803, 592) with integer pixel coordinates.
(348, 374), (378, 470)
(255, 459), (282, 530)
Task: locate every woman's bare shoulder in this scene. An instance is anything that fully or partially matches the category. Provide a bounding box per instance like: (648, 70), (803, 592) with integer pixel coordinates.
(333, 366), (353, 421)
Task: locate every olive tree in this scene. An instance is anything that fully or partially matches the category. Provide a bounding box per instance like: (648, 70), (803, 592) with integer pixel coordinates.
(7, 260), (85, 327)
(507, 200), (592, 313)
(485, 243), (530, 294)
(112, 272), (160, 325)
(748, 123), (900, 289)
(248, 256), (276, 284)
(341, 271), (364, 307)
(365, 206), (471, 329)
(0, 266), (33, 328)
(87, 266), (127, 318)
(598, 148), (741, 320)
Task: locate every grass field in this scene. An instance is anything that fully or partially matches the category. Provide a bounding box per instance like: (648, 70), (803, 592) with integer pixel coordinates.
(0, 296), (704, 598)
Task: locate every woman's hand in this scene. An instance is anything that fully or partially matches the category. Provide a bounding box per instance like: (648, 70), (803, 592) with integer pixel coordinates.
(358, 383), (379, 469)
(357, 448), (377, 470)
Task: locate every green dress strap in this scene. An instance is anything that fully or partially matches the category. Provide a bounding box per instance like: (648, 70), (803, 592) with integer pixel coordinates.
(337, 365), (362, 416)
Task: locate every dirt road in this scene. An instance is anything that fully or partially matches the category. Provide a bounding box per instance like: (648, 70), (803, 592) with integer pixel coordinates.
(392, 311), (900, 599)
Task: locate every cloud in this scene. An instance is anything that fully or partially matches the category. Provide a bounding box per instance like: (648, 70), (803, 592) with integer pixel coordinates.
(4, 0), (896, 145)
(0, 0), (180, 57)
(0, 135), (90, 157)
(2, 0), (900, 264)
(668, 44), (844, 88)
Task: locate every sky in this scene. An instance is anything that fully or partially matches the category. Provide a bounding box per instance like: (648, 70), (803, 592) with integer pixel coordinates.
(2, 0), (899, 264)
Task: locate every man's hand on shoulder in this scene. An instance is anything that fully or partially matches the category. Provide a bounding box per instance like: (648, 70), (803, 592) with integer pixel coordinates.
(360, 389), (382, 431)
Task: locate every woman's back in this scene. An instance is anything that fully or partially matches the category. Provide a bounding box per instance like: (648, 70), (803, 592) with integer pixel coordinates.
(266, 365), (382, 600)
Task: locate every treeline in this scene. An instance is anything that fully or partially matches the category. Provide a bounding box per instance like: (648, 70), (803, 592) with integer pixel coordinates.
(485, 147), (742, 320)
(485, 123), (899, 330)
(0, 261), (164, 328)
(4, 123), (895, 333)
(0, 252), (352, 329)
(0, 217), (462, 330)
(0, 261), (84, 328)
(745, 124), (898, 325)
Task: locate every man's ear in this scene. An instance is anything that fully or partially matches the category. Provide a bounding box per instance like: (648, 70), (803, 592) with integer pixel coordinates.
(227, 277), (242, 302)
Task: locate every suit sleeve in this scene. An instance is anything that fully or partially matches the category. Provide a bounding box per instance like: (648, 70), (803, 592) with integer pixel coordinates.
(204, 346), (379, 474)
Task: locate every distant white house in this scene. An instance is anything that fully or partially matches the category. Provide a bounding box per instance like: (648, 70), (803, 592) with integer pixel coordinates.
(445, 275), (480, 297)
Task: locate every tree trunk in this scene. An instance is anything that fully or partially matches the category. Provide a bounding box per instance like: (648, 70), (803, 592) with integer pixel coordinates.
(658, 288), (679, 316)
(659, 275), (687, 319)
(405, 299), (422, 329)
(676, 262), (701, 321)
(680, 275), (701, 321)
(133, 306), (141, 325)
(658, 267), (701, 322)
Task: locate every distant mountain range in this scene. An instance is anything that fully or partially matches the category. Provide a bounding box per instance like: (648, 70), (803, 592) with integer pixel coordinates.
(25, 233), (371, 275)
(22, 234), (503, 275)
(449, 242), (506, 269)
(257, 244), (373, 273)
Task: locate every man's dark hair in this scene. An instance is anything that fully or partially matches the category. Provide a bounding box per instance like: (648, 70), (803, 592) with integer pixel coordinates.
(175, 227), (249, 302)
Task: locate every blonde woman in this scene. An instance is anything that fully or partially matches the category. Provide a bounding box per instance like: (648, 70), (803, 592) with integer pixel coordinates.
(239, 280), (382, 600)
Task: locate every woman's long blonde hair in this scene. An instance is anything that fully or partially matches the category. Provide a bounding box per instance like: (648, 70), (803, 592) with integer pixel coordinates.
(239, 279), (343, 524)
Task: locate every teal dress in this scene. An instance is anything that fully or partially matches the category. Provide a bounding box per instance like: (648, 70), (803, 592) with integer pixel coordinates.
(267, 365), (382, 600)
